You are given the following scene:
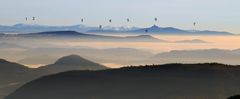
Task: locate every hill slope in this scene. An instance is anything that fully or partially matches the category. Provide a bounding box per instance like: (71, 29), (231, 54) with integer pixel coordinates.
(0, 55), (107, 99)
(0, 59), (31, 86)
(0, 59), (45, 99)
(5, 63), (240, 99)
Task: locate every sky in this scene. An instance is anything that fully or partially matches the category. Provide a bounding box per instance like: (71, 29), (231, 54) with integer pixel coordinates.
(0, 0), (239, 33)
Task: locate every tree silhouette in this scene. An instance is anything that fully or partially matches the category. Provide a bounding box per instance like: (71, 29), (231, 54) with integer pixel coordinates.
(227, 95), (240, 99)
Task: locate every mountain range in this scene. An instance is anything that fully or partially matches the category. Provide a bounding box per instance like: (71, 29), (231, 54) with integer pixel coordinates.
(0, 24), (233, 35)
(128, 25), (232, 35)
(0, 31), (212, 43)
(0, 24), (138, 33)
(1, 31), (163, 42)
(5, 63), (240, 99)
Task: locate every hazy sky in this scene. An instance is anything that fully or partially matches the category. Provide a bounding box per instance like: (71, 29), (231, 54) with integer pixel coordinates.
(0, 0), (239, 33)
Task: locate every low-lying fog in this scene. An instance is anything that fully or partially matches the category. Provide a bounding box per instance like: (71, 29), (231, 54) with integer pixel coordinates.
(0, 34), (240, 68)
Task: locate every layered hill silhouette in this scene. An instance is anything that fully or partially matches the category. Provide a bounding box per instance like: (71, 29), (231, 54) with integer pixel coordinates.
(5, 63), (240, 99)
(0, 55), (106, 99)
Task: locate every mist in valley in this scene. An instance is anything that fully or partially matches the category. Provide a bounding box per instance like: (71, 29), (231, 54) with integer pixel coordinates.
(1, 33), (240, 68)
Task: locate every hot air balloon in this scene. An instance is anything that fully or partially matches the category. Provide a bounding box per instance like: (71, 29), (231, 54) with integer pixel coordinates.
(32, 17), (36, 21)
(145, 29), (148, 33)
(154, 17), (158, 21)
(193, 22), (196, 26)
(81, 19), (84, 22)
(127, 18), (130, 22)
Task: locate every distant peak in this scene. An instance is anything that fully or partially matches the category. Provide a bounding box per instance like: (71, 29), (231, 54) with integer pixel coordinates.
(150, 25), (160, 28)
(54, 55), (89, 65)
(57, 55), (84, 61)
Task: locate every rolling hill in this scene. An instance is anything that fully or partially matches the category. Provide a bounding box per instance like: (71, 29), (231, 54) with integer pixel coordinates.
(38, 55), (107, 73)
(5, 63), (240, 99)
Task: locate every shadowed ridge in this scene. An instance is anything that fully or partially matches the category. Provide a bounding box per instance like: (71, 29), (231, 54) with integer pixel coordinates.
(0, 59), (30, 70)
(6, 63), (240, 99)
(21, 31), (88, 36)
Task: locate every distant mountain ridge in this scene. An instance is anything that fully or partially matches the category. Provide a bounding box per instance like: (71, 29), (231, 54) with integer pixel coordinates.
(128, 25), (232, 35)
(1, 31), (164, 42)
(0, 31), (211, 43)
(130, 25), (187, 33)
(0, 24), (96, 33)
(151, 49), (240, 65)
(0, 24), (138, 33)
(20, 31), (90, 37)
(0, 24), (233, 35)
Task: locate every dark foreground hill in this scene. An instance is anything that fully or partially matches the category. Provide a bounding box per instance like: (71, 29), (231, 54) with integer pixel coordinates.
(5, 63), (240, 99)
(0, 59), (46, 99)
